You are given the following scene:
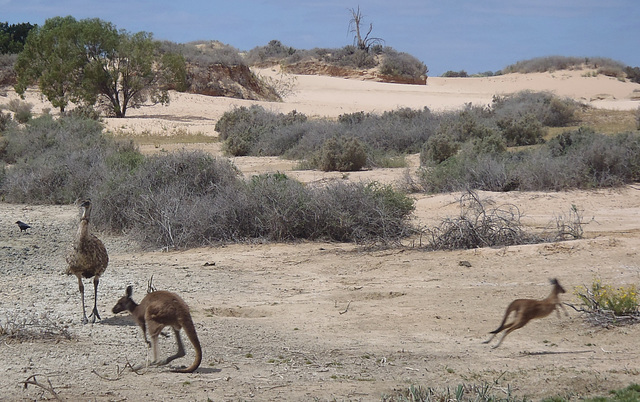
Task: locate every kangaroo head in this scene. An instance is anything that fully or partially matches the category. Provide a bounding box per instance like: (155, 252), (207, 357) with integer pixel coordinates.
(112, 285), (136, 314)
(550, 278), (566, 294)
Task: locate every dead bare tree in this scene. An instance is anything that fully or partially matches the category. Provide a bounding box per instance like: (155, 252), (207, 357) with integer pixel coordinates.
(348, 6), (384, 51)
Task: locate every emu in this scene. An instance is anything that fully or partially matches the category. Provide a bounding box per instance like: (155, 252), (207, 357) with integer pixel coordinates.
(66, 199), (109, 324)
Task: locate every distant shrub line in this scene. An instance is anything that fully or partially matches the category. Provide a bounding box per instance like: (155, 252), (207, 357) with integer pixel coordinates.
(2, 110), (636, 250)
(502, 56), (627, 75)
(212, 90), (640, 193)
(0, 115), (415, 248)
(216, 91), (580, 171)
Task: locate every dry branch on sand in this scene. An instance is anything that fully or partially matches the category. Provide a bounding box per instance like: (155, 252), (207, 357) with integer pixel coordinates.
(22, 374), (65, 401)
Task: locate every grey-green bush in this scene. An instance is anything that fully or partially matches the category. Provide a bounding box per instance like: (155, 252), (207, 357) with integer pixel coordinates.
(316, 137), (367, 172)
(0, 115), (123, 204)
(419, 129), (640, 193)
(420, 133), (459, 165)
(497, 113), (546, 146)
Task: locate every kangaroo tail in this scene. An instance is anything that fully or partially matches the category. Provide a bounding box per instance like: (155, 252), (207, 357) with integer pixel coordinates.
(172, 318), (202, 373)
(489, 304), (516, 334)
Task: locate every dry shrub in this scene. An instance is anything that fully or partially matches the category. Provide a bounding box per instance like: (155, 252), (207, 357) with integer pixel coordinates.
(0, 115), (122, 204)
(95, 153), (415, 248)
(425, 190), (542, 250)
(6, 98), (32, 123)
(550, 204), (585, 240)
(0, 53), (17, 86)
(316, 136), (367, 172)
(0, 311), (73, 342)
(573, 278), (640, 327)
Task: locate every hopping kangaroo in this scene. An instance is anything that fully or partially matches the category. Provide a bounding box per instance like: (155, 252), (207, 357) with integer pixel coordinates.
(112, 286), (202, 373)
(483, 278), (568, 348)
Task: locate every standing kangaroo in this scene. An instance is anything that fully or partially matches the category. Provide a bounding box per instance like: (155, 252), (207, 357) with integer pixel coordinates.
(483, 278), (568, 348)
(112, 285), (202, 373)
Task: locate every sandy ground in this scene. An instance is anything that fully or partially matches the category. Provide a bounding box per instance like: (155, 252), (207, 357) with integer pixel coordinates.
(1, 70), (640, 401)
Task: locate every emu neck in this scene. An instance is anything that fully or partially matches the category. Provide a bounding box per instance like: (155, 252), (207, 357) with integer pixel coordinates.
(77, 219), (89, 239)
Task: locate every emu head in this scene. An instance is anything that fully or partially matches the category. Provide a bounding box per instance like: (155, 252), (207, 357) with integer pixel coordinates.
(77, 199), (93, 221)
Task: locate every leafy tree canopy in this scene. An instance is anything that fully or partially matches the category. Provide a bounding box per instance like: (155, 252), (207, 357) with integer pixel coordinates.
(0, 22), (35, 54)
(14, 16), (185, 117)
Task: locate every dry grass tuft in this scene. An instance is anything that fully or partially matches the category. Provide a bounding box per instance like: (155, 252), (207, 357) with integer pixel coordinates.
(0, 311), (73, 343)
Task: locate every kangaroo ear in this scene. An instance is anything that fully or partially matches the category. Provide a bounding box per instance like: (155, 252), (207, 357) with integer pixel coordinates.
(126, 285), (133, 297)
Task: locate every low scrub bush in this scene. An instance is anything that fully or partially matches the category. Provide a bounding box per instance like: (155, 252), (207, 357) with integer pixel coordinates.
(625, 66), (640, 84)
(245, 42), (427, 82)
(0, 109), (13, 132)
(492, 91), (579, 127)
(93, 150), (241, 245)
(89, 147), (415, 248)
(216, 105), (307, 156)
(5, 98), (32, 123)
(419, 129), (640, 193)
(441, 70), (468, 77)
(0, 53), (17, 86)
(329, 45), (376, 69)
(215, 93), (581, 174)
(244, 40), (297, 65)
(315, 136), (367, 172)
(161, 40), (245, 67)
(420, 133), (459, 165)
(378, 48), (428, 80)
(497, 113), (546, 146)
(503, 56), (626, 75)
(0, 115), (128, 204)
(574, 278), (640, 326)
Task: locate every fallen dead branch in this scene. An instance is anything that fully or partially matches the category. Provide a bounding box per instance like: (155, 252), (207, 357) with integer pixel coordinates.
(91, 359), (145, 381)
(339, 301), (352, 315)
(22, 374), (64, 401)
(565, 300), (640, 328)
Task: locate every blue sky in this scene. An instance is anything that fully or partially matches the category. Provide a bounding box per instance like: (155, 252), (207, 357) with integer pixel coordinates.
(3, 0), (639, 76)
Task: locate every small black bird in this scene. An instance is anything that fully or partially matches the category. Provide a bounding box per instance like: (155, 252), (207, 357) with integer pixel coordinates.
(16, 220), (31, 232)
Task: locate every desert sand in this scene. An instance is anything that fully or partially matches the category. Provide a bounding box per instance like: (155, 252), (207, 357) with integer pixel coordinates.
(1, 69), (640, 401)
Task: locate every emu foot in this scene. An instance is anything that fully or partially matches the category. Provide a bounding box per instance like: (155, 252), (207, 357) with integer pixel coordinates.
(88, 308), (101, 323)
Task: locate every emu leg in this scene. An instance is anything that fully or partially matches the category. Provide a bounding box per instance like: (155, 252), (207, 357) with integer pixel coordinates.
(88, 276), (101, 323)
(77, 276), (88, 324)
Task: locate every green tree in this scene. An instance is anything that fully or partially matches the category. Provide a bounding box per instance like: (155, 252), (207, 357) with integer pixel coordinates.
(15, 16), (183, 117)
(83, 24), (169, 117)
(15, 16), (86, 113)
(0, 22), (35, 54)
